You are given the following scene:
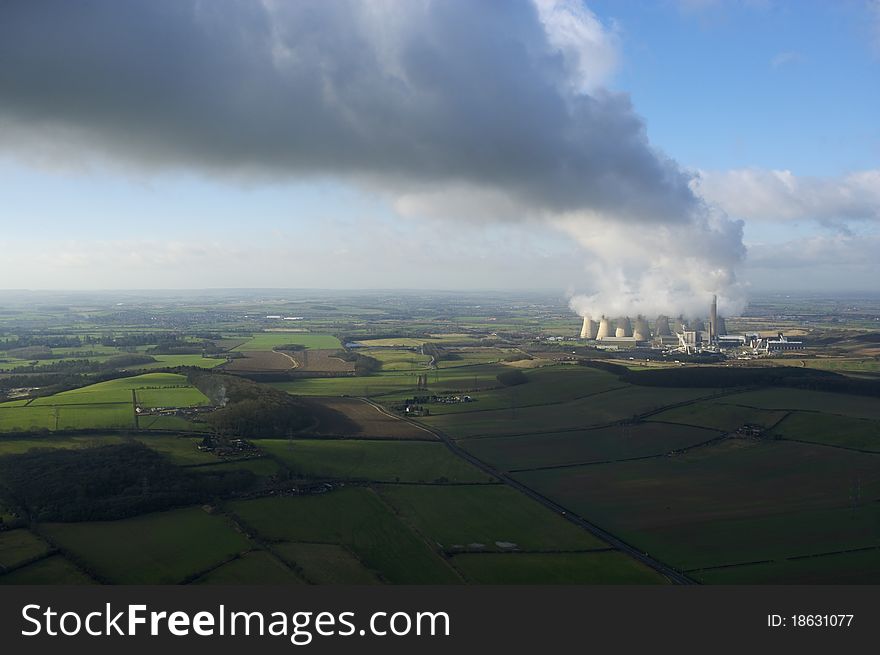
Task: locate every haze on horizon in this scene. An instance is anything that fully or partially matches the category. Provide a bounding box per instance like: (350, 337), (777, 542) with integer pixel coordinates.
(0, 0), (878, 297)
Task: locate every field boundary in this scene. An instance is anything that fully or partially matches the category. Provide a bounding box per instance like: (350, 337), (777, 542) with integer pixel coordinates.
(506, 433), (732, 473)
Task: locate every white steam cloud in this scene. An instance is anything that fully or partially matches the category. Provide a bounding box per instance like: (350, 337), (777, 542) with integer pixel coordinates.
(561, 205), (747, 320)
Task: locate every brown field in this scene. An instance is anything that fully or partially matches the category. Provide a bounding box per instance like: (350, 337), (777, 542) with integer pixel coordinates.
(285, 349), (355, 373)
(221, 350), (296, 373)
(303, 397), (435, 440)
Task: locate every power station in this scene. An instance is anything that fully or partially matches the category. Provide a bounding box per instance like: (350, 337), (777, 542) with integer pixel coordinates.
(576, 295), (804, 356)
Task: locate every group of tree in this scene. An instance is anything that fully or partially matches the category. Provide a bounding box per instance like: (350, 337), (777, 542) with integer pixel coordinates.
(0, 443), (255, 522)
(0, 354), (157, 378)
(1, 335), (83, 351)
(421, 342), (459, 363)
(186, 369), (318, 436)
(334, 351), (381, 375)
(0, 368), (145, 402)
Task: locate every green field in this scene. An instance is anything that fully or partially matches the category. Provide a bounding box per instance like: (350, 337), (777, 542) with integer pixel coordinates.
(354, 336), (483, 347)
(461, 422), (722, 471)
(270, 364), (507, 398)
(29, 373), (194, 406)
(434, 347), (512, 368)
(0, 373), (210, 432)
(40, 507), (252, 584)
(136, 387), (209, 408)
(0, 529), (51, 570)
(692, 548), (880, 584)
(228, 487), (460, 584)
(194, 550), (305, 585)
(451, 551), (667, 584)
(515, 439), (880, 573)
(769, 411), (880, 452)
(650, 402), (789, 433)
(416, 365), (624, 416)
(353, 338), (428, 348)
(801, 358), (880, 375)
(361, 348), (431, 371)
(135, 415), (209, 432)
(378, 484), (607, 551)
(0, 434), (126, 456)
(130, 435), (218, 465)
(189, 457), (282, 477)
(421, 386), (714, 439)
(271, 374), (421, 397)
(718, 388), (880, 421)
(0, 554), (93, 584)
(259, 439), (493, 483)
(0, 403), (134, 431)
(233, 333), (342, 351)
(273, 542), (381, 584)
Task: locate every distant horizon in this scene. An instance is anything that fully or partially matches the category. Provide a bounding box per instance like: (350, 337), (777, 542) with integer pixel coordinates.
(1, 287), (879, 298)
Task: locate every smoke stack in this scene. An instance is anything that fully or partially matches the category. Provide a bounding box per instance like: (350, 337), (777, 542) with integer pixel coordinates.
(596, 316), (612, 340)
(710, 294), (718, 343)
(580, 316), (598, 339)
(655, 315), (671, 336)
(615, 316), (632, 338)
(633, 316), (650, 341)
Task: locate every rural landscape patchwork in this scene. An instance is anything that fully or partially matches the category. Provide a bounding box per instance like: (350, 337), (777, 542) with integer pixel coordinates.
(0, 290), (877, 585)
(1, 1), (878, 591)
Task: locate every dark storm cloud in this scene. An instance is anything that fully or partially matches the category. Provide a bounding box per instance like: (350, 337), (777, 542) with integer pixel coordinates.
(0, 0), (697, 223)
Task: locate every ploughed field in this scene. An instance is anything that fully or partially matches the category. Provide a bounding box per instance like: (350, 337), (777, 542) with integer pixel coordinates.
(221, 350), (297, 373)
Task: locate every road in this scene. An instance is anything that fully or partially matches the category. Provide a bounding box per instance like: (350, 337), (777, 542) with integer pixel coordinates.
(360, 397), (696, 585)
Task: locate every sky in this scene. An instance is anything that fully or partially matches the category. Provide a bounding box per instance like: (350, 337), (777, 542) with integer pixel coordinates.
(0, 0), (877, 306)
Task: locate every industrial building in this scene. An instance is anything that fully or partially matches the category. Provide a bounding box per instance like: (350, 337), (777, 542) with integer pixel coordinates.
(577, 295), (806, 357)
(578, 296), (729, 349)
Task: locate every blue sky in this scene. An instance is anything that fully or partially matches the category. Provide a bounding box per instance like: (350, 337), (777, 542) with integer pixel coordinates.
(0, 0), (877, 297)
(594, 0), (879, 175)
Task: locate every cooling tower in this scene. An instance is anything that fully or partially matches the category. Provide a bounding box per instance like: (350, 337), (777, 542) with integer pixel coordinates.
(655, 315), (671, 336)
(633, 316), (650, 341)
(716, 316), (727, 335)
(580, 316), (598, 339)
(596, 316), (612, 340)
(615, 316), (632, 338)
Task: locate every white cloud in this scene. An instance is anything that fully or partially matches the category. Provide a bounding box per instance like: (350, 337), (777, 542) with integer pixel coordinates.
(744, 233), (880, 290)
(532, 0), (619, 93)
(693, 168), (880, 223)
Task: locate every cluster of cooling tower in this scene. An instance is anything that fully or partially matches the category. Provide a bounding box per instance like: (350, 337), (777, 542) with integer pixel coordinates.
(579, 313), (727, 341)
